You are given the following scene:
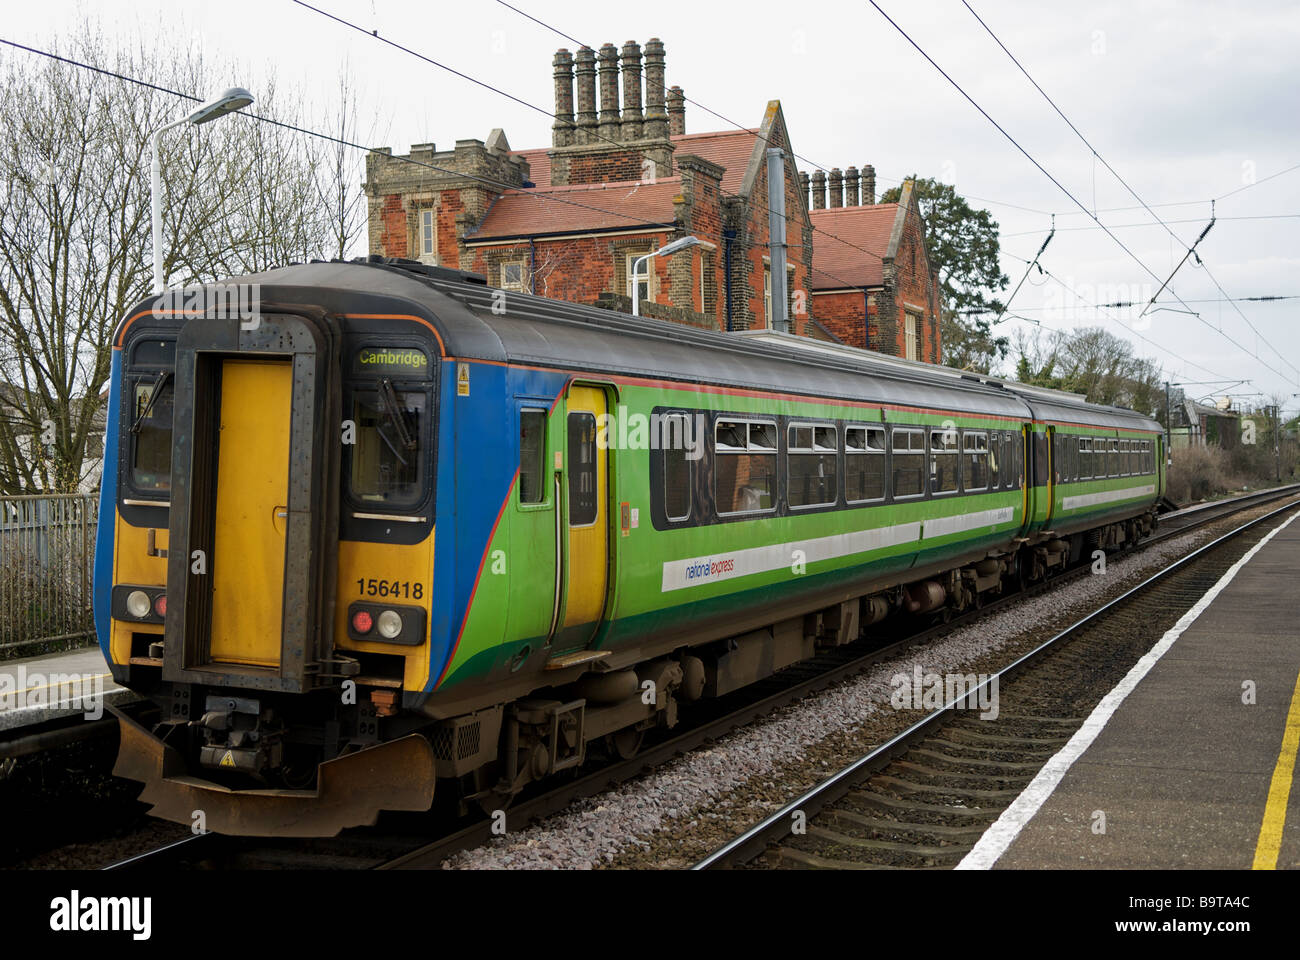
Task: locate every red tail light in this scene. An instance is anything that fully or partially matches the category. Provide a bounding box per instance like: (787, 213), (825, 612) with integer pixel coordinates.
(153, 594), (167, 618)
(351, 610), (374, 634)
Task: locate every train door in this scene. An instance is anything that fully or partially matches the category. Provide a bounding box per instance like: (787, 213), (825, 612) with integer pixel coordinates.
(163, 308), (342, 694)
(209, 359), (292, 666)
(555, 383), (609, 652)
(1043, 425), (1057, 527)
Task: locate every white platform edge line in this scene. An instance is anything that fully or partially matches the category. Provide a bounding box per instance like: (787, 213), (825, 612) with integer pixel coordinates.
(955, 508), (1300, 870)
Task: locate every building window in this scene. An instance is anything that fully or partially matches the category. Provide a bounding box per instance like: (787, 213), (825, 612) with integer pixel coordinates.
(419, 208), (436, 263)
(905, 312), (920, 361)
(763, 265), (771, 327)
(628, 251), (651, 304)
(501, 259), (528, 292)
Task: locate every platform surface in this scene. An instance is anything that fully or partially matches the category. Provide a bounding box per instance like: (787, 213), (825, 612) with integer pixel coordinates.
(0, 645), (131, 732)
(993, 511), (1300, 869)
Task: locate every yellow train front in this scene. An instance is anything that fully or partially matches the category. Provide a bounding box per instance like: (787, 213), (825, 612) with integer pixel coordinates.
(95, 262), (472, 836)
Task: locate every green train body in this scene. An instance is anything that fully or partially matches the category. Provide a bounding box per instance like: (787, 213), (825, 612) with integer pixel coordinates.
(97, 260), (1162, 834)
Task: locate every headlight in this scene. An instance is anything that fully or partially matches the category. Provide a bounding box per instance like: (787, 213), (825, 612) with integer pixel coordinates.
(377, 610), (403, 639)
(126, 590), (151, 619)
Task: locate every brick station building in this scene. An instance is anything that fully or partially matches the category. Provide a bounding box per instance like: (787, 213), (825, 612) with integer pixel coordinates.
(364, 38), (941, 359)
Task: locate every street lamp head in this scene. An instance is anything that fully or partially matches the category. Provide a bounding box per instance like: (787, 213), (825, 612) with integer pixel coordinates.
(654, 235), (702, 258)
(185, 87), (255, 126)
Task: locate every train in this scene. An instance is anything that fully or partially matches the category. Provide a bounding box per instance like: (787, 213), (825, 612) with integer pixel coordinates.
(95, 256), (1164, 836)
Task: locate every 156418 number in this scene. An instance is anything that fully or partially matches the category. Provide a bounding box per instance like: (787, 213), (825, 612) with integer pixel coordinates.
(356, 578), (424, 600)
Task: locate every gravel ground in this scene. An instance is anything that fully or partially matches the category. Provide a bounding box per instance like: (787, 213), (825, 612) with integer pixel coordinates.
(445, 504), (1292, 870)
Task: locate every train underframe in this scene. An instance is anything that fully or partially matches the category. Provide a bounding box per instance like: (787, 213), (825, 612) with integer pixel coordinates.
(114, 509), (1157, 836)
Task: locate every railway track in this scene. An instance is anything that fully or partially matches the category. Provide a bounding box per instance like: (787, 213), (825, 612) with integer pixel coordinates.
(692, 498), (1300, 869)
(99, 484), (1300, 870)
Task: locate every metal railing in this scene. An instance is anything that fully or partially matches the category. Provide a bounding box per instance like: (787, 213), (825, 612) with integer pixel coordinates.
(0, 493), (98, 655)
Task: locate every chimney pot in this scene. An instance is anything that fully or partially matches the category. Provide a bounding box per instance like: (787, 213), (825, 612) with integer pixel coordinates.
(811, 170), (826, 210)
(829, 167), (843, 208)
(643, 38), (669, 140)
(598, 43), (621, 142)
(620, 41), (643, 141)
(574, 47), (597, 145)
(667, 85), (685, 136)
(845, 165), (859, 206)
(552, 49), (575, 148)
(863, 164), (876, 205)
(799, 171), (811, 211)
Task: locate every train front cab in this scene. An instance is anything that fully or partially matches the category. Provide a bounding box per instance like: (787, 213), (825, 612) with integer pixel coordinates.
(103, 303), (446, 836)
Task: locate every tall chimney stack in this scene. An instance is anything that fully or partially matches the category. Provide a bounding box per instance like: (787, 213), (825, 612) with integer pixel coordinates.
(574, 47), (597, 144)
(845, 165), (859, 206)
(552, 49), (575, 148)
(598, 43), (621, 142)
(811, 170), (826, 209)
(862, 164), (876, 205)
(643, 38), (668, 140)
(800, 171), (811, 211)
(829, 168), (843, 208)
(620, 41), (643, 141)
(667, 85), (685, 136)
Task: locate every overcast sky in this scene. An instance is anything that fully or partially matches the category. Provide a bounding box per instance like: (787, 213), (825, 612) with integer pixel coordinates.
(7, 0), (1299, 409)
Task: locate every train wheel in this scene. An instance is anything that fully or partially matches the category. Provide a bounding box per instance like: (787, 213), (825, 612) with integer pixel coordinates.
(608, 728), (644, 761)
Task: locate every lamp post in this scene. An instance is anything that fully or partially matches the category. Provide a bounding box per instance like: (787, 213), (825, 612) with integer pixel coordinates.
(631, 235), (702, 316)
(151, 87), (255, 293)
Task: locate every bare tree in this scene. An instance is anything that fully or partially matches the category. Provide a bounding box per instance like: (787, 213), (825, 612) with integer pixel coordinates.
(1012, 325), (1164, 417)
(0, 26), (354, 494)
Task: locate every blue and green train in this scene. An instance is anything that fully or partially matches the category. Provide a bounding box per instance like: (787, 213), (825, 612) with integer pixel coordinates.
(96, 258), (1163, 835)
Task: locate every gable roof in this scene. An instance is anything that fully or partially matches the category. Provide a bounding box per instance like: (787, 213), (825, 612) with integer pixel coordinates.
(808, 203), (901, 290)
(669, 129), (759, 195)
(465, 177), (680, 242)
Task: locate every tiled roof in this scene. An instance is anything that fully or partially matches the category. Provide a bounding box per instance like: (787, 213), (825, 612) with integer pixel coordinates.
(808, 204), (900, 290)
(511, 147), (551, 187)
(668, 129), (760, 195)
(466, 178), (681, 241)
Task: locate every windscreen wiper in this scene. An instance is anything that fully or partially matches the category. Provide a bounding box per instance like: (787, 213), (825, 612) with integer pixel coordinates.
(374, 377), (418, 464)
(130, 370), (172, 434)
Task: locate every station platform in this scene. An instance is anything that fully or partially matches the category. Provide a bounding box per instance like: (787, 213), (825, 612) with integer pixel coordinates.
(0, 645), (132, 733)
(969, 509), (1300, 869)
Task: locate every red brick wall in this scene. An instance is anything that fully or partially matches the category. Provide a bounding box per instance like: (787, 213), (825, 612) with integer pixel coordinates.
(568, 150), (645, 186)
(812, 290), (878, 349)
(886, 205), (941, 363)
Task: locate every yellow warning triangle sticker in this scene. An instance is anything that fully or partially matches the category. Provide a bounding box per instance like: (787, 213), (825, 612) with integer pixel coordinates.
(219, 750), (235, 768)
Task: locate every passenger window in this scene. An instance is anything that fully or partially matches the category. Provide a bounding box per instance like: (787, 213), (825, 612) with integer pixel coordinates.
(519, 410), (547, 504)
(788, 423), (838, 507)
(568, 412), (598, 525)
(845, 426), (885, 502)
(930, 429), (959, 494)
(715, 419), (777, 514)
(892, 428), (925, 498)
(964, 432), (989, 491)
(663, 413), (692, 521)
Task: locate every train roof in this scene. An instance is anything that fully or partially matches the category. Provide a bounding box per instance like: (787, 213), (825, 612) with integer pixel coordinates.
(130, 259), (1160, 432)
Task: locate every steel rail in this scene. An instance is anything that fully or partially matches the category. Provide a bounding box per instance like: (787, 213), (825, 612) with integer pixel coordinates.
(691, 498), (1300, 869)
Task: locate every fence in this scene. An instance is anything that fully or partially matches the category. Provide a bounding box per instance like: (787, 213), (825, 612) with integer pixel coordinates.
(0, 493), (99, 655)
